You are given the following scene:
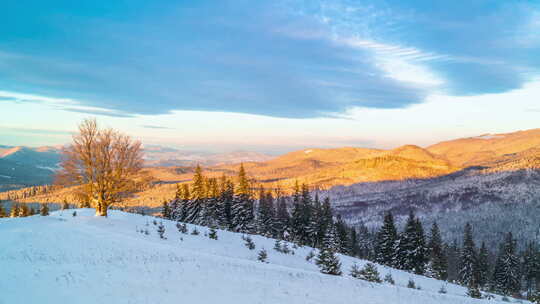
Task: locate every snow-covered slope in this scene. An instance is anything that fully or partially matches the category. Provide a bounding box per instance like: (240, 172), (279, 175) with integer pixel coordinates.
(0, 210), (524, 304)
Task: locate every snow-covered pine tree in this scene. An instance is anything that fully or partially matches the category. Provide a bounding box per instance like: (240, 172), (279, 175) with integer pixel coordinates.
(290, 182), (312, 246)
(459, 223), (478, 287)
(349, 228), (359, 257)
(274, 195), (290, 240)
(171, 183), (191, 222)
(308, 193), (324, 248)
(157, 222), (166, 239)
(174, 183), (182, 200)
(315, 224), (342, 276)
(523, 242), (540, 299)
(477, 242), (490, 288)
(428, 222), (448, 280)
(352, 263), (382, 283)
(231, 164), (255, 233)
(375, 211), (398, 267)
(257, 248), (268, 263)
(357, 222), (375, 260)
(466, 279), (482, 299)
(394, 211), (426, 274)
(335, 215), (351, 255)
(185, 165), (206, 224)
(161, 200), (171, 219)
(256, 188), (276, 238)
(208, 226), (218, 240)
(492, 232), (521, 295)
(217, 176), (234, 230)
(200, 178), (219, 227)
(244, 235), (256, 250)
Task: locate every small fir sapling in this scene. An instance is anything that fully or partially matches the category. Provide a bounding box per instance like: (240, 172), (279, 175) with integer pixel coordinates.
(157, 222), (166, 239)
(177, 222), (188, 234)
(273, 240), (282, 252)
(258, 248), (268, 263)
(244, 235), (256, 250)
(208, 227), (218, 240)
(384, 273), (395, 285)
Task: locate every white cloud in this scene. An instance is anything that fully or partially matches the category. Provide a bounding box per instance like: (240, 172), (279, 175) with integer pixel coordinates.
(337, 37), (446, 87)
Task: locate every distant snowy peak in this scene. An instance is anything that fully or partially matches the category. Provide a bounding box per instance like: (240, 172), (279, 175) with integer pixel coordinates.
(472, 134), (506, 140)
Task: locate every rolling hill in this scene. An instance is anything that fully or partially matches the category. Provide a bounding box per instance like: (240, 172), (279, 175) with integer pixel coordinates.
(0, 209), (523, 304)
(3, 128), (540, 213)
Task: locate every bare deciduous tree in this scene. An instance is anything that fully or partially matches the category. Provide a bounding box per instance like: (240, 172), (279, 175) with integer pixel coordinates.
(56, 119), (144, 216)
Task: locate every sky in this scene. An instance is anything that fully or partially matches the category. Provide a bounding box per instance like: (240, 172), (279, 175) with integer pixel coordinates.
(1, 0), (540, 154)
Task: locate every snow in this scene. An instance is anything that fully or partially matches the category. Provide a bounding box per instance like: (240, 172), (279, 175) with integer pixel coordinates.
(0, 209), (526, 304)
(473, 134), (505, 140)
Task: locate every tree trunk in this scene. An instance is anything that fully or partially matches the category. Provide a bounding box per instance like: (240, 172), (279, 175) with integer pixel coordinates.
(94, 198), (108, 217)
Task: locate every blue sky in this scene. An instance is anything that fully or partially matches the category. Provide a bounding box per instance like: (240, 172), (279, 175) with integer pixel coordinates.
(1, 0), (540, 153)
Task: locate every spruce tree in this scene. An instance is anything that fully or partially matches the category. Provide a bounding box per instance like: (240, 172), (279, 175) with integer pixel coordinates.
(161, 200), (171, 219)
(157, 222), (166, 239)
(330, 215), (347, 255)
(275, 195), (290, 240)
(174, 183), (182, 200)
(309, 193), (324, 248)
(477, 242), (490, 288)
(186, 165), (206, 224)
(208, 226), (218, 240)
(459, 223), (478, 287)
(375, 211), (398, 266)
(231, 164), (254, 233)
(394, 211), (426, 274)
(290, 182), (312, 245)
(316, 226), (342, 276)
(217, 176), (234, 229)
(428, 222), (448, 280)
(523, 242), (540, 299)
(351, 263), (382, 283)
(256, 188), (276, 237)
(492, 232), (521, 295)
(257, 248), (268, 263)
(244, 235), (256, 250)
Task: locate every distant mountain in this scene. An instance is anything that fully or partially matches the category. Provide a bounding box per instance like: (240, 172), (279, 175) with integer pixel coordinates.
(427, 128), (540, 166)
(143, 145), (274, 167)
(325, 131), (540, 247)
(0, 146), (61, 191)
(5, 127), (540, 241)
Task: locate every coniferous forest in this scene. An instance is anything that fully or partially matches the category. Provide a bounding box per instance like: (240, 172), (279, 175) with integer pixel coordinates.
(157, 164), (540, 302)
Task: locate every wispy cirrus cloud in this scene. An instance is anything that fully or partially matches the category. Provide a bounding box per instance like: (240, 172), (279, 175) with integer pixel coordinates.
(0, 91), (133, 118)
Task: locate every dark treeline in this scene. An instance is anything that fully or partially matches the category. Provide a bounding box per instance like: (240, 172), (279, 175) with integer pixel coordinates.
(162, 164), (540, 301)
(375, 211), (540, 300)
(163, 165), (360, 256)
